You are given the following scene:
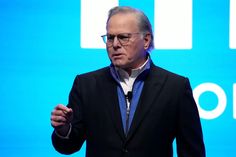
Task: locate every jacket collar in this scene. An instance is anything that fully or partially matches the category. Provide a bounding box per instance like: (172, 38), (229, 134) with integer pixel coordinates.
(100, 60), (168, 141)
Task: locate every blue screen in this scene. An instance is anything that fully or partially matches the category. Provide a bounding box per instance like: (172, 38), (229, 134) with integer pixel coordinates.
(0, 0), (235, 156)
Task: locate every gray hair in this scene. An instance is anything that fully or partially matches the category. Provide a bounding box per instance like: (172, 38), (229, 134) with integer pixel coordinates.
(106, 6), (154, 52)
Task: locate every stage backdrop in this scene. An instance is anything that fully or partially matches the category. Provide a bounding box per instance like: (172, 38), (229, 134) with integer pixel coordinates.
(0, 0), (235, 156)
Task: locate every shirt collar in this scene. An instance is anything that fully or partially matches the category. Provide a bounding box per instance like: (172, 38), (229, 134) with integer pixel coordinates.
(116, 56), (150, 80)
(110, 55), (151, 83)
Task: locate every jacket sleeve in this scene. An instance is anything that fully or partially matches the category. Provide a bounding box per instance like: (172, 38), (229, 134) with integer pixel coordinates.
(51, 75), (86, 155)
(176, 78), (206, 157)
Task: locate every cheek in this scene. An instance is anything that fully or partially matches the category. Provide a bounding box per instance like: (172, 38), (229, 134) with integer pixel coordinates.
(107, 48), (113, 57)
(128, 45), (144, 57)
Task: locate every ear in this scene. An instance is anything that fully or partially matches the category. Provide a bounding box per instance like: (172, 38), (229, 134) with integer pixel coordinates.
(143, 33), (151, 50)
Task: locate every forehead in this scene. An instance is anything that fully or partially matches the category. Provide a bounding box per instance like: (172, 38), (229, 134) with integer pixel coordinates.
(107, 13), (140, 33)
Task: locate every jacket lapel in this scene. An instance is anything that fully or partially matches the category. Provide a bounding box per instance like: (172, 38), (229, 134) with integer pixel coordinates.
(126, 65), (168, 141)
(99, 69), (126, 140)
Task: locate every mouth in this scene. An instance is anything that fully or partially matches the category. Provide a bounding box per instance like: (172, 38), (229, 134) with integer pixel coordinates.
(112, 53), (124, 58)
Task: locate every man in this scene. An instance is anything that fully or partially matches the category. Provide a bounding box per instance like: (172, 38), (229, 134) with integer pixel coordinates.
(51, 6), (205, 157)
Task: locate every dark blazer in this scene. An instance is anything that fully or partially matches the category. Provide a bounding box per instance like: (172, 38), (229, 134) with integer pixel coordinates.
(52, 63), (205, 157)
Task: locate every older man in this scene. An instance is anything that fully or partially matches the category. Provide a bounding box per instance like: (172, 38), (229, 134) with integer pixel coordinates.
(51, 6), (205, 157)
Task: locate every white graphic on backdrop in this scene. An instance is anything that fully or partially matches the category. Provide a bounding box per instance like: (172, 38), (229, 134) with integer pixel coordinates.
(154, 0), (192, 49)
(80, 0), (118, 48)
(80, 0), (192, 49)
(81, 0), (235, 49)
(193, 83), (227, 119)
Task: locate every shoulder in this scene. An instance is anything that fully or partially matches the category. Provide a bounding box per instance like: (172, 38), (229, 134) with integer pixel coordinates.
(75, 66), (110, 80)
(150, 64), (194, 100)
(149, 63), (192, 93)
(69, 66), (112, 92)
(151, 63), (187, 82)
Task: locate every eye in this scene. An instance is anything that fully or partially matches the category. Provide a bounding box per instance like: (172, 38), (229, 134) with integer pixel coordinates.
(117, 34), (129, 41)
(107, 34), (115, 41)
(118, 34), (129, 39)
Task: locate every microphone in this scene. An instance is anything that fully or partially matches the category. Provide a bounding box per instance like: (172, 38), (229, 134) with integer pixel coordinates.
(125, 91), (133, 103)
(125, 91), (132, 135)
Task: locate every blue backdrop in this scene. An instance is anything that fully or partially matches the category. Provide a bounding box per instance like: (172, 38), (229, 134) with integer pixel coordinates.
(0, 0), (235, 156)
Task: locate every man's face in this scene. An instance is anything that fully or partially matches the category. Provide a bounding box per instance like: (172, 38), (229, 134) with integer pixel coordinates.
(106, 13), (151, 70)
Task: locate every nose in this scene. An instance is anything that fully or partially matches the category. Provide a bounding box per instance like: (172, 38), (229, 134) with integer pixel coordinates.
(112, 36), (121, 47)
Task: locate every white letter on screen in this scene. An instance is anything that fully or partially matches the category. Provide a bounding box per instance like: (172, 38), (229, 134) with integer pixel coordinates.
(80, 0), (118, 48)
(193, 83), (227, 120)
(230, 0), (236, 49)
(233, 84), (236, 119)
(154, 0), (192, 49)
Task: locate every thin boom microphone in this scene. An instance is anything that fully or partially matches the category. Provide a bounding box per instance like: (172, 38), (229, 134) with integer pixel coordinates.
(125, 91), (133, 103)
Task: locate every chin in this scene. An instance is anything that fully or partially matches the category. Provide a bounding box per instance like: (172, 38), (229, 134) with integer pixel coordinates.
(112, 62), (124, 68)
(111, 58), (132, 68)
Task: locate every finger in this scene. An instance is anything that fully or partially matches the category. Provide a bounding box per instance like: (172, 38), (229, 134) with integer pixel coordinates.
(51, 109), (66, 117)
(64, 108), (73, 116)
(58, 107), (73, 119)
(62, 107), (73, 116)
(56, 104), (70, 111)
(51, 115), (67, 123)
(51, 120), (66, 128)
(55, 104), (72, 114)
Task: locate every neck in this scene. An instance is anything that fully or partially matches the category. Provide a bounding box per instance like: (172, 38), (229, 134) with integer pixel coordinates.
(124, 57), (149, 76)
